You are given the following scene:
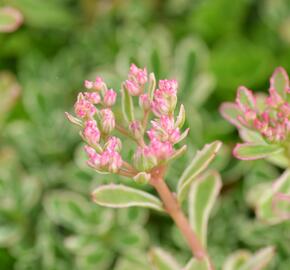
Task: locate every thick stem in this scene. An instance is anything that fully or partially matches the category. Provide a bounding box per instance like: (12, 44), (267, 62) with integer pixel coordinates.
(150, 170), (214, 269)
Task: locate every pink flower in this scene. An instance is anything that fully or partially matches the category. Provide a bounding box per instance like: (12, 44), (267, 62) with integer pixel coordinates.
(104, 150), (123, 173)
(83, 120), (100, 145)
(99, 109), (115, 134)
(103, 89), (117, 107)
(149, 139), (174, 160)
(74, 93), (97, 118)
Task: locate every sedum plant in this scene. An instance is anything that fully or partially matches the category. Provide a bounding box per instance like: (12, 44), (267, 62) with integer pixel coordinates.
(220, 67), (290, 224)
(66, 63), (223, 269)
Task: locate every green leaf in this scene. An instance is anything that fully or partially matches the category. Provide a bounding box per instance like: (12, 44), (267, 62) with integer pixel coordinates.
(239, 246), (275, 270)
(257, 169), (290, 224)
(223, 250), (251, 270)
(270, 67), (289, 98)
(92, 184), (164, 212)
(219, 102), (242, 128)
(0, 7), (23, 33)
(121, 85), (135, 123)
(189, 171), (222, 247)
(184, 258), (211, 270)
(177, 141), (222, 202)
(149, 247), (181, 270)
(233, 143), (283, 160)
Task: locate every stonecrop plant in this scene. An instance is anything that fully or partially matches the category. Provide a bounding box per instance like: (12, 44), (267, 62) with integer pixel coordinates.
(220, 67), (290, 224)
(66, 64), (274, 270)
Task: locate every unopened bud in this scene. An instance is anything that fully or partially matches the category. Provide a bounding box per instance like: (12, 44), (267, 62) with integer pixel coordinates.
(133, 172), (151, 184)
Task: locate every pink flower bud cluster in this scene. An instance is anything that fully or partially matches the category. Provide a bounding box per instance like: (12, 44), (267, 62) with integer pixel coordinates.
(67, 63), (188, 177)
(84, 137), (122, 173)
(151, 79), (178, 116)
(125, 64), (148, 96)
(132, 75), (187, 171)
(225, 67), (290, 143)
(68, 76), (122, 173)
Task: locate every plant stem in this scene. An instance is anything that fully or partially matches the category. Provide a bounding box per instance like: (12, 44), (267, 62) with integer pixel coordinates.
(150, 168), (214, 269)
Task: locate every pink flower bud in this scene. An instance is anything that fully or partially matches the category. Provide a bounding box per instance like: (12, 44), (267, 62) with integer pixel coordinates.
(133, 146), (157, 171)
(94, 77), (104, 90)
(151, 82), (178, 116)
(107, 150), (123, 173)
(84, 92), (101, 104)
(103, 89), (117, 107)
(83, 120), (100, 145)
(139, 94), (151, 110)
(99, 109), (115, 134)
(105, 136), (122, 152)
(84, 145), (101, 169)
(149, 116), (180, 144)
(150, 139), (174, 160)
(125, 80), (141, 96)
(84, 80), (93, 89)
(74, 93), (97, 118)
(158, 79), (178, 95)
(129, 120), (144, 139)
(129, 64), (148, 85)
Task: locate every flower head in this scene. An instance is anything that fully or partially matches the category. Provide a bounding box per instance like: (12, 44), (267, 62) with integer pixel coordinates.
(67, 63), (189, 178)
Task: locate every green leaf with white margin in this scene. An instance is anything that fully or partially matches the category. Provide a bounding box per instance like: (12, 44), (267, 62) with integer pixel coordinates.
(239, 246), (275, 270)
(92, 184), (165, 212)
(184, 258), (211, 270)
(233, 143), (283, 160)
(121, 84), (134, 123)
(177, 141), (222, 202)
(257, 169), (290, 224)
(44, 190), (113, 234)
(270, 67), (289, 99)
(149, 247), (181, 270)
(222, 250), (251, 270)
(189, 171), (222, 247)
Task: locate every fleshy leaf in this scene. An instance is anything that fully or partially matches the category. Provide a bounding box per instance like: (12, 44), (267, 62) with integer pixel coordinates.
(188, 171), (222, 247)
(236, 86), (256, 111)
(219, 102), (242, 128)
(177, 141), (222, 202)
(270, 67), (289, 98)
(184, 258), (211, 270)
(239, 246), (275, 270)
(0, 7), (23, 33)
(233, 143), (283, 160)
(149, 247), (181, 270)
(257, 169), (290, 224)
(223, 250), (251, 270)
(175, 104), (186, 128)
(121, 85), (135, 123)
(92, 184), (165, 212)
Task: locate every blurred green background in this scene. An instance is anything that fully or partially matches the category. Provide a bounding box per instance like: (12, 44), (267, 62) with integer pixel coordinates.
(1, 0), (290, 269)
